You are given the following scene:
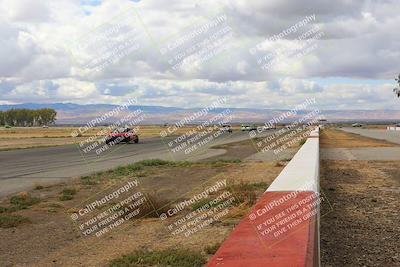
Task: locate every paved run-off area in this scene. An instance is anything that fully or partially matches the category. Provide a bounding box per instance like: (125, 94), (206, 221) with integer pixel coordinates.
(341, 127), (400, 144)
(320, 129), (400, 266)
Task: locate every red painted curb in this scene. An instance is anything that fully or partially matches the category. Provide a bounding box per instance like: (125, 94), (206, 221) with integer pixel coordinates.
(207, 191), (319, 267)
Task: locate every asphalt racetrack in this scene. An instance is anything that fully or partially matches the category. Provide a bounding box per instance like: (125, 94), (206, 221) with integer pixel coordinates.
(0, 130), (274, 197)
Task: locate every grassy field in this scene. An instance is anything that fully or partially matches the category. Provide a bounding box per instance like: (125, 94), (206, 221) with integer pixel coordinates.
(320, 128), (400, 148)
(0, 125), (216, 150)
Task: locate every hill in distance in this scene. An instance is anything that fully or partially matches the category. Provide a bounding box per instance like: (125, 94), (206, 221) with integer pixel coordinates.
(1, 103), (399, 125)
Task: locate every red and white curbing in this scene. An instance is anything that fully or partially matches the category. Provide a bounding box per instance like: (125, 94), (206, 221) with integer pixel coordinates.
(207, 127), (321, 267)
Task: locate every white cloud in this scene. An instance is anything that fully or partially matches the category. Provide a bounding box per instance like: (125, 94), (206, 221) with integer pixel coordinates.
(0, 0), (399, 109)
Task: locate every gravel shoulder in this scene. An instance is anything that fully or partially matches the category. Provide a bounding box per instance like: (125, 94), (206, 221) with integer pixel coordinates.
(320, 160), (400, 266)
(320, 128), (400, 266)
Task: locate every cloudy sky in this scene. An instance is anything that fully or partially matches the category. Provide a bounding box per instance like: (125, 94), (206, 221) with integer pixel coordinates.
(0, 0), (399, 110)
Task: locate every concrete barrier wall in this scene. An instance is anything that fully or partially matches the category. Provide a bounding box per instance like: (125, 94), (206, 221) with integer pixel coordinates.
(266, 128), (319, 193)
(207, 127), (320, 267)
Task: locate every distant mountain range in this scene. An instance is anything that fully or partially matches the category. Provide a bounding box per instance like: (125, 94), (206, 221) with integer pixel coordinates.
(1, 103), (399, 124)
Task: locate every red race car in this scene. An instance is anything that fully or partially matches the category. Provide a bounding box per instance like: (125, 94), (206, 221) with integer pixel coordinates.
(105, 127), (139, 145)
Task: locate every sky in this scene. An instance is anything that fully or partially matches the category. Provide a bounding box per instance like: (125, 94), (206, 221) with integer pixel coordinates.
(0, 0), (399, 110)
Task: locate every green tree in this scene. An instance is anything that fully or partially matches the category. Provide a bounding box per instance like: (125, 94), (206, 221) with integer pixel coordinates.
(1, 108), (57, 126)
(4, 109), (17, 126)
(0, 111), (4, 126)
(38, 108), (57, 125)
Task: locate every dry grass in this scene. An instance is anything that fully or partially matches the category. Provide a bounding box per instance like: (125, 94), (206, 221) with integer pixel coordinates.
(108, 248), (206, 267)
(0, 125), (275, 150)
(0, 158), (284, 266)
(0, 126), (214, 139)
(320, 129), (400, 148)
(320, 160), (400, 266)
(0, 214), (30, 228)
(0, 126), (203, 150)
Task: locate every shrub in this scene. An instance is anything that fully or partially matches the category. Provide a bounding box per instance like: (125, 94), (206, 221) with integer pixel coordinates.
(136, 159), (172, 166)
(0, 214), (30, 228)
(275, 161), (284, 167)
(238, 182), (268, 191)
(81, 176), (98, 185)
(127, 192), (170, 219)
(0, 206), (9, 213)
(190, 197), (227, 212)
(109, 249), (205, 267)
(227, 182), (259, 206)
(232, 188), (257, 206)
(204, 243), (222, 255)
(209, 159), (242, 166)
(299, 139), (307, 146)
(10, 193), (40, 210)
(62, 188), (77, 195)
(59, 188), (77, 201)
(59, 195), (73, 201)
(191, 198), (212, 211)
(81, 160), (192, 184)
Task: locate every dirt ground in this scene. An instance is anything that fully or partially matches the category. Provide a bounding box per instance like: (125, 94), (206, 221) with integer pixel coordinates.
(205, 130), (304, 162)
(205, 139), (258, 161)
(320, 128), (399, 148)
(0, 158), (283, 267)
(320, 128), (400, 266)
(320, 160), (400, 266)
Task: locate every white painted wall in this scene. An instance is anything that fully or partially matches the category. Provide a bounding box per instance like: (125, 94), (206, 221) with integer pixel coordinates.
(387, 126), (400, 131)
(266, 127), (320, 192)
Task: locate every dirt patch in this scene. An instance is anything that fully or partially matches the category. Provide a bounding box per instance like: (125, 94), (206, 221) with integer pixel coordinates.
(320, 160), (400, 266)
(320, 129), (399, 148)
(205, 139), (258, 161)
(205, 132), (303, 162)
(0, 160), (282, 267)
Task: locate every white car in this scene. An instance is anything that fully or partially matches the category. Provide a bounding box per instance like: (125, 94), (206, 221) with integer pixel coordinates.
(352, 123), (363, 127)
(258, 125), (275, 131)
(241, 124), (257, 131)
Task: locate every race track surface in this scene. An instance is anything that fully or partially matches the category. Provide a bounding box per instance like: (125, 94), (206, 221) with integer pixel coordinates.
(0, 131), (273, 197)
